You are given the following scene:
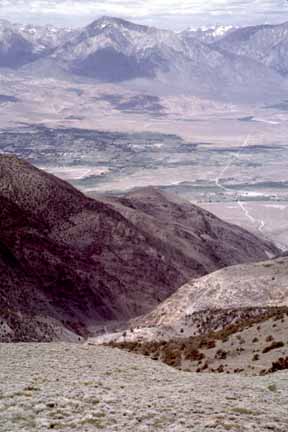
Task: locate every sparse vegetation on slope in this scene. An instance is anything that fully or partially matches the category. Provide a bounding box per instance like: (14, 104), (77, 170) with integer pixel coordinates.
(107, 307), (288, 375)
(1, 343), (288, 432)
(133, 256), (288, 330)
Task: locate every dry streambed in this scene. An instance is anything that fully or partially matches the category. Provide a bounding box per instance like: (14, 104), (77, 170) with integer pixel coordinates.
(0, 344), (288, 431)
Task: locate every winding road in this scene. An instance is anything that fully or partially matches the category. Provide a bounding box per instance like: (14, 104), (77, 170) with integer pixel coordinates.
(215, 134), (266, 237)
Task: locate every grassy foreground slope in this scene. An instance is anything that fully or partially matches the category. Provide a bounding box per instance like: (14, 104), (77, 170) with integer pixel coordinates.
(0, 343), (288, 431)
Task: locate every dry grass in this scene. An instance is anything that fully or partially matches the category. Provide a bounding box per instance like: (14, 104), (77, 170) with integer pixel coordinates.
(107, 306), (288, 375)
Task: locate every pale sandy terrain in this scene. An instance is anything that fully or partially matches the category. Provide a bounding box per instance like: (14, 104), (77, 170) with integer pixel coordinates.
(1, 73), (288, 144)
(1, 344), (288, 432)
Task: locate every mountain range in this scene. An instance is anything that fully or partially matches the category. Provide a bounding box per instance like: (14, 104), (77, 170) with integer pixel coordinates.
(0, 155), (278, 342)
(214, 22), (288, 76)
(0, 19), (74, 68)
(1, 17), (288, 102)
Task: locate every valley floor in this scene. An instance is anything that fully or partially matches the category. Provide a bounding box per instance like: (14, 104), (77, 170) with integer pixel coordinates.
(1, 344), (288, 432)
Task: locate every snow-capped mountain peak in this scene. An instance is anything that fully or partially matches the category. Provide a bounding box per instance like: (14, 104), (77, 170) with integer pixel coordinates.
(211, 25), (235, 37)
(0, 17), (287, 103)
(0, 19), (76, 68)
(181, 24), (238, 44)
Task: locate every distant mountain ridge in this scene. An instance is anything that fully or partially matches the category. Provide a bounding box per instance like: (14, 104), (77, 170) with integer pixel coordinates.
(0, 19), (74, 68)
(214, 22), (288, 76)
(0, 17), (288, 102)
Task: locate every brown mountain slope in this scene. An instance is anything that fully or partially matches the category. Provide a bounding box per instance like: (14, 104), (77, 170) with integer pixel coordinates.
(101, 188), (278, 272)
(0, 155), (279, 341)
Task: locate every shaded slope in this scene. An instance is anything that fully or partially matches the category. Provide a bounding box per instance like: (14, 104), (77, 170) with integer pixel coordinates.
(0, 155), (279, 341)
(103, 188), (278, 276)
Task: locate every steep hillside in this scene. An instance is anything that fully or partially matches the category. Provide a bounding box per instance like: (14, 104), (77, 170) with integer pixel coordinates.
(0, 155), (278, 341)
(104, 188), (278, 273)
(92, 256), (288, 346)
(140, 257), (288, 327)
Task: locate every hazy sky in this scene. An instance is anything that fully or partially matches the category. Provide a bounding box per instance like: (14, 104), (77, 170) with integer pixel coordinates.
(0, 0), (287, 29)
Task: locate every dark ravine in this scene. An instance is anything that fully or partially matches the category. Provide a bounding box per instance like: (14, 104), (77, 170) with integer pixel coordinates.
(0, 155), (279, 341)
